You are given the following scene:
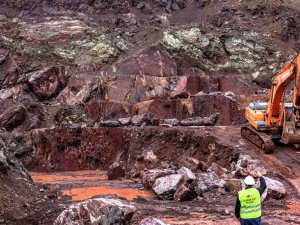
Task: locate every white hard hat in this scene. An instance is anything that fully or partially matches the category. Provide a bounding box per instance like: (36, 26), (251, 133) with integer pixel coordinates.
(244, 175), (255, 185)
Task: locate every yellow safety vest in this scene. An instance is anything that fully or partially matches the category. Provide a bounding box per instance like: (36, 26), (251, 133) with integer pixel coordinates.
(238, 188), (261, 219)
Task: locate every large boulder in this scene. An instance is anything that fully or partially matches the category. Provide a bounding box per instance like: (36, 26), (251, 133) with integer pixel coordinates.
(174, 183), (197, 201)
(177, 156), (205, 172)
(0, 100), (27, 131)
(261, 177), (287, 200)
(53, 198), (136, 225)
(153, 174), (184, 200)
(209, 163), (228, 178)
(177, 166), (196, 182)
(27, 67), (68, 100)
(139, 217), (168, 225)
(141, 169), (175, 189)
(234, 154), (267, 177)
(195, 172), (226, 195)
(192, 94), (240, 125)
(107, 161), (125, 180)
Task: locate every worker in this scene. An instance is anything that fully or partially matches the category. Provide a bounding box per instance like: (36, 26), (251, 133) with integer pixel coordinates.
(235, 172), (266, 225)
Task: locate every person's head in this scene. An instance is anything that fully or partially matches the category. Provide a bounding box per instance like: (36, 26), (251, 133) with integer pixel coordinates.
(244, 175), (255, 188)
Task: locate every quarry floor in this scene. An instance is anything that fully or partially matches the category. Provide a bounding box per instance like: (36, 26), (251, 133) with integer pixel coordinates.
(18, 127), (300, 225)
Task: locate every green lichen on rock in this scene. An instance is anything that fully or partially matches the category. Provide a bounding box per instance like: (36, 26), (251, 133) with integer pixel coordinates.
(160, 26), (295, 85)
(0, 16), (131, 67)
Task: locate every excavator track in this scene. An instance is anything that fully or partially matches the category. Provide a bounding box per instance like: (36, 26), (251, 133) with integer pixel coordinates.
(241, 124), (275, 153)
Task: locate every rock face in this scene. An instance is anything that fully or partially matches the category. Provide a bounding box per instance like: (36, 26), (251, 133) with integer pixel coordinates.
(27, 67), (68, 100)
(153, 174), (184, 200)
(116, 46), (177, 77)
(53, 198), (136, 225)
(0, 131), (31, 179)
(29, 128), (125, 171)
(180, 117), (204, 126)
(161, 27), (292, 85)
(139, 217), (168, 225)
(0, 100), (27, 131)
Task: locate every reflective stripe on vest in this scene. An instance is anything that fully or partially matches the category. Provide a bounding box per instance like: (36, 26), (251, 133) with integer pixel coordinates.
(238, 188), (261, 219)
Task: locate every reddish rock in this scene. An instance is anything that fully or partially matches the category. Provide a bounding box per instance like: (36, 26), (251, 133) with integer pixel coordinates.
(141, 169), (175, 189)
(177, 156), (202, 172)
(27, 67), (68, 100)
(247, 160), (267, 177)
(209, 163), (227, 178)
(174, 183), (196, 201)
(57, 75), (98, 104)
(171, 75), (217, 98)
(217, 76), (259, 96)
(234, 154), (267, 177)
(29, 127), (125, 171)
(146, 99), (191, 120)
(177, 167), (196, 182)
(84, 101), (132, 121)
(133, 150), (161, 172)
(153, 174), (184, 200)
(195, 172), (226, 195)
(192, 94), (240, 125)
(261, 177), (286, 200)
(0, 100), (26, 131)
(0, 50), (19, 88)
(107, 161), (125, 180)
(116, 46), (177, 77)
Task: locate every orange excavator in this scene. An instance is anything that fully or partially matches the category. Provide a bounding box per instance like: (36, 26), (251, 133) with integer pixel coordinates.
(241, 52), (300, 153)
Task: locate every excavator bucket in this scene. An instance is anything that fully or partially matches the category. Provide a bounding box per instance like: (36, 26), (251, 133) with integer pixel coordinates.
(281, 120), (300, 144)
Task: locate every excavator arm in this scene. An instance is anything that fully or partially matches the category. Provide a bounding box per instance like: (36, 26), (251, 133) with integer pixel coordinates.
(265, 56), (297, 128)
(280, 53), (300, 144)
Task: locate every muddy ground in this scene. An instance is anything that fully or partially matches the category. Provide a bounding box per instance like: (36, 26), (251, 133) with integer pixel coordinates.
(2, 127), (300, 225)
